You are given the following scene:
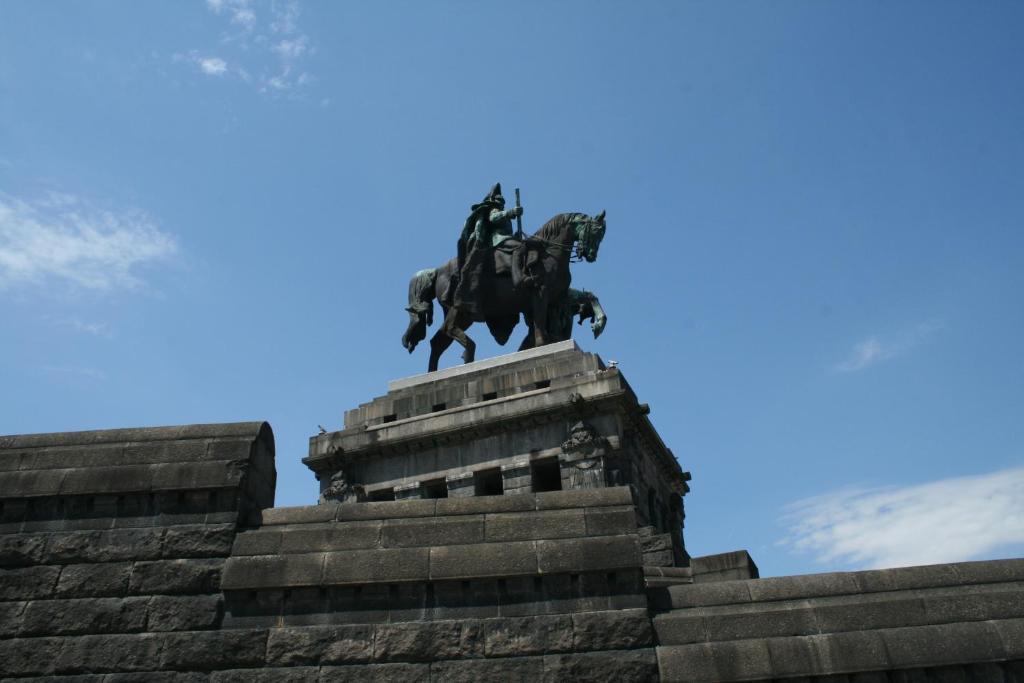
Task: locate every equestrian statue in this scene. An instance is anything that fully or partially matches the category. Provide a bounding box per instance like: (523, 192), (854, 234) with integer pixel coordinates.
(402, 182), (607, 372)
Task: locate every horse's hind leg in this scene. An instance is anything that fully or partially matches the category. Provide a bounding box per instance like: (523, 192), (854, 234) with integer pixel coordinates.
(442, 310), (477, 365)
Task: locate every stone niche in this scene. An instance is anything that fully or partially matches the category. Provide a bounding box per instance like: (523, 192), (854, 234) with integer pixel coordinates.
(304, 340), (691, 565)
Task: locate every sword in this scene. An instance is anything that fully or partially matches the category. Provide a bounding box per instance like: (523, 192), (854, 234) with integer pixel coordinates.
(514, 187), (523, 239)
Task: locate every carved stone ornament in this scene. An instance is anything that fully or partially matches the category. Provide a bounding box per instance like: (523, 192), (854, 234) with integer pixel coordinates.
(561, 421), (608, 459)
(319, 469), (366, 504)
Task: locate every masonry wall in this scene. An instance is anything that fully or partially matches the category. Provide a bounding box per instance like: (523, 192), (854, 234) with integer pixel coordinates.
(3, 421), (1024, 682)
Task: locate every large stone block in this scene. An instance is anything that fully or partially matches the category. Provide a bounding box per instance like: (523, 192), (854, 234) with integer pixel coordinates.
(21, 596), (149, 636)
(746, 571), (861, 602)
(430, 656), (545, 682)
(0, 565), (61, 600)
(55, 562), (132, 598)
(814, 596), (928, 633)
(322, 547), (429, 585)
(434, 493), (534, 516)
(572, 609), (654, 650)
(128, 558), (223, 595)
(259, 505), (337, 526)
(652, 612), (705, 645)
(485, 509), (586, 542)
(222, 554), (324, 590)
(542, 649), (658, 683)
(265, 625), (375, 666)
(482, 614), (574, 656)
(0, 600), (26, 637)
(231, 529), (283, 556)
(162, 524), (236, 558)
(534, 487), (632, 511)
(373, 620), (484, 662)
(147, 594), (223, 631)
(584, 506), (637, 536)
(319, 662), (430, 682)
(54, 633), (165, 674)
(210, 668), (319, 683)
(0, 532), (47, 566)
(703, 605), (818, 641)
(280, 521), (383, 554)
(44, 528), (164, 564)
(536, 535), (639, 574)
(429, 541), (537, 579)
(381, 516), (483, 548)
(335, 499), (437, 522)
(160, 629), (269, 670)
(0, 636), (67, 676)
(881, 621), (1005, 668)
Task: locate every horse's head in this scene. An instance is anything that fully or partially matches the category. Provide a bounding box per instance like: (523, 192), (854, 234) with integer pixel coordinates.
(573, 210), (606, 263)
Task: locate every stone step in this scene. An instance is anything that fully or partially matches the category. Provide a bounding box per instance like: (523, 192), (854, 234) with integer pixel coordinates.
(653, 584), (1024, 645)
(655, 617), (1024, 682)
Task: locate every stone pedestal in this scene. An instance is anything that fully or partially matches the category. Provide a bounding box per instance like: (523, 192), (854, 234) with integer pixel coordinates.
(305, 340), (691, 564)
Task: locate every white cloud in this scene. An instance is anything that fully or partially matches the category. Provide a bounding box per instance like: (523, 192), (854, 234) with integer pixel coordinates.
(42, 315), (114, 338)
(0, 193), (177, 291)
(780, 466), (1024, 569)
(835, 321), (944, 373)
(199, 57), (228, 76)
(183, 0), (314, 96)
(206, 0), (256, 30)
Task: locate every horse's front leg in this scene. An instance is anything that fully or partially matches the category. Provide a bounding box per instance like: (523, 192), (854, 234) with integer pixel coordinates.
(428, 327), (454, 372)
(442, 310), (477, 365)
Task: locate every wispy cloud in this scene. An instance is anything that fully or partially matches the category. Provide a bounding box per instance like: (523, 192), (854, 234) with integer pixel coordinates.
(178, 0), (315, 96)
(41, 365), (108, 381)
(834, 321), (944, 373)
(780, 466), (1024, 569)
(0, 192), (177, 291)
(42, 315), (114, 338)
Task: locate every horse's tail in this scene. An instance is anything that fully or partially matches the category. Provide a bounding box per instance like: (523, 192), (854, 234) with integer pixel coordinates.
(402, 268), (437, 353)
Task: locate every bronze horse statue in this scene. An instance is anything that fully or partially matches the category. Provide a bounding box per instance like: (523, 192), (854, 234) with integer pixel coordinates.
(402, 211), (606, 372)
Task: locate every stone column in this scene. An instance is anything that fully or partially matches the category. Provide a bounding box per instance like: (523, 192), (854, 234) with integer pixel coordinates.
(446, 471), (475, 497)
(394, 482), (421, 500)
(500, 461), (531, 495)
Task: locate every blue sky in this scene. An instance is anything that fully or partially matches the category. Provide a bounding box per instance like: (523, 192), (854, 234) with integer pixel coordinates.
(1, 1), (1022, 577)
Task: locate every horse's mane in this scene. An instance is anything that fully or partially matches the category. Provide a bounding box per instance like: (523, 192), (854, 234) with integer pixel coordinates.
(530, 213), (580, 242)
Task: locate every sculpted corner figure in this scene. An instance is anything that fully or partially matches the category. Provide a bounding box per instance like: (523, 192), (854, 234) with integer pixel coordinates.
(402, 181), (607, 372)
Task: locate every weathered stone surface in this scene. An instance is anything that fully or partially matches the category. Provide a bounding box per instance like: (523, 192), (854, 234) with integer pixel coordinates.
(535, 487), (632, 511)
(0, 565), (61, 600)
(162, 524), (236, 558)
(542, 649), (659, 683)
(536, 535), (639, 574)
(434, 493), (534, 516)
(429, 541), (537, 579)
(0, 532), (47, 566)
(129, 559), (223, 594)
(431, 656), (544, 682)
(319, 663), (430, 682)
(0, 636), (68, 675)
(283, 522), (383, 554)
(323, 547), (429, 584)
(222, 554), (323, 590)
(54, 633), (166, 674)
(485, 509), (586, 542)
(265, 625), (374, 665)
(45, 528), (164, 564)
(704, 605), (818, 641)
(652, 612), (705, 645)
(572, 609), (653, 650)
(211, 668), (318, 683)
(335, 499), (436, 522)
(483, 614), (574, 656)
(55, 562), (133, 597)
(160, 630), (269, 670)
(147, 594), (223, 631)
(881, 621), (1005, 668)
(0, 600), (26, 637)
(259, 505), (337, 526)
(21, 597), (149, 636)
(231, 529), (283, 556)
(382, 516), (483, 548)
(583, 506), (637, 536)
(373, 621), (484, 662)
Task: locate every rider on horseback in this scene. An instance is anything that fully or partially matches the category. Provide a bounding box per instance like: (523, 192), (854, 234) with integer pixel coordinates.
(451, 182), (523, 316)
